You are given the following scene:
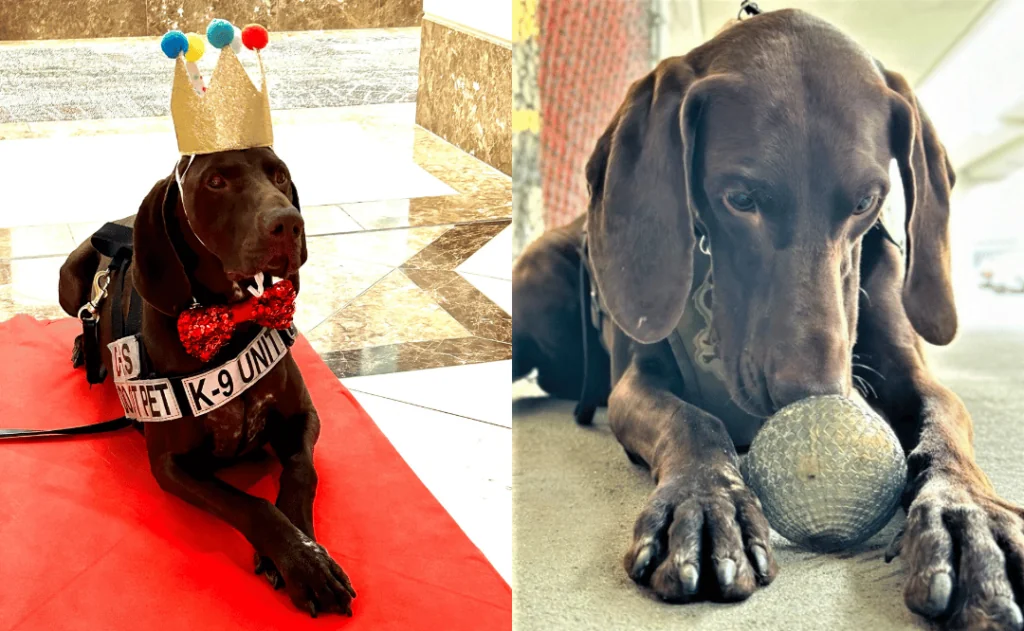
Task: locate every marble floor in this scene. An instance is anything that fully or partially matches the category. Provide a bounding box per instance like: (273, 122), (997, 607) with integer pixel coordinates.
(0, 31), (511, 581)
(0, 29), (420, 124)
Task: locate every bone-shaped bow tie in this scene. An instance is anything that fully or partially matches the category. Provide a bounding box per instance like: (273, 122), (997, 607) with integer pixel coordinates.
(177, 279), (296, 362)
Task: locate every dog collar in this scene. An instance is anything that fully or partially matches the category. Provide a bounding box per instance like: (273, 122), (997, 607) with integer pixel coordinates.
(107, 325), (297, 422)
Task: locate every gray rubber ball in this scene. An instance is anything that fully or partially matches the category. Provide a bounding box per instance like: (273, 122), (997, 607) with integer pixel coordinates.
(743, 395), (907, 552)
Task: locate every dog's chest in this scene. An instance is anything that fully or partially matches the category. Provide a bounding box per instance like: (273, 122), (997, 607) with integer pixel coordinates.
(668, 248), (765, 447)
(202, 389), (276, 457)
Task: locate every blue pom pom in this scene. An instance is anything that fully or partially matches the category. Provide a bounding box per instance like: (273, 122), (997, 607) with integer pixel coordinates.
(161, 30), (189, 58)
(206, 19), (235, 49)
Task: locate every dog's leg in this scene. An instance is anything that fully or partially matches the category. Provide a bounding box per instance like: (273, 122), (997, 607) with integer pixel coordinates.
(513, 216), (610, 402)
(611, 349), (777, 603)
(147, 442), (355, 617)
(858, 244), (1024, 630)
(270, 409), (319, 539)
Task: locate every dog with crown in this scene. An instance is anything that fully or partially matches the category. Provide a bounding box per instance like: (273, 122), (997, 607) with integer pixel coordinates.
(56, 19), (356, 618)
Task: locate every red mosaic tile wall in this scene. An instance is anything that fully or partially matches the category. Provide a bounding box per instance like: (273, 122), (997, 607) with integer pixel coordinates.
(537, 0), (651, 229)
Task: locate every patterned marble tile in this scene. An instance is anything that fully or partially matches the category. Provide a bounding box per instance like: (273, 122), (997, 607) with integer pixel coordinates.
(0, 224), (76, 260)
(401, 220), (510, 270)
(300, 205), (364, 236)
(456, 224), (512, 280)
(305, 225), (450, 268)
(292, 258), (393, 334)
(416, 18), (512, 174)
(0, 256), (66, 322)
(349, 390), (510, 581)
(0, 110), (457, 229)
(303, 269), (471, 354)
(413, 127), (511, 199)
(343, 360), (513, 428)
(458, 272), (511, 315)
(403, 268), (510, 344)
(341, 194), (511, 230)
(320, 336), (511, 378)
(68, 222), (107, 247)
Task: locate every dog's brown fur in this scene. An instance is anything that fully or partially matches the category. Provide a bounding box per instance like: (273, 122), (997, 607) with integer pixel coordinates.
(514, 10), (1023, 630)
(58, 147), (355, 618)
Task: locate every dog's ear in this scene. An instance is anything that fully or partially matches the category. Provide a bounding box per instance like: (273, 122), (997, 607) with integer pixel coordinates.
(587, 57), (712, 344)
(132, 174), (194, 316)
(885, 69), (957, 345)
(289, 180), (306, 293)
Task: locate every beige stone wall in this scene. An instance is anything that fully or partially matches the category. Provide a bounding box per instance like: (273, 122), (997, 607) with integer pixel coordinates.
(0, 0), (423, 41)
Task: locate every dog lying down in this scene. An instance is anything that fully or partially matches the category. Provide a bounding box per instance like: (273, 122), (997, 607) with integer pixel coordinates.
(514, 9), (1024, 631)
(58, 147), (355, 618)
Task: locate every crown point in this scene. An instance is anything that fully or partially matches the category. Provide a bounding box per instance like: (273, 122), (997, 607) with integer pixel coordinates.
(241, 24), (269, 51)
(184, 33), (206, 62)
(160, 30), (188, 59)
(207, 19), (235, 49)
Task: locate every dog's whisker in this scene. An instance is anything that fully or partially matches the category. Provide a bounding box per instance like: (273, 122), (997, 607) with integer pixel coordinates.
(853, 362), (886, 380)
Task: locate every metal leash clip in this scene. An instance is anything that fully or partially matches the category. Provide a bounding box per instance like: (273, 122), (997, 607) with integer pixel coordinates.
(78, 270), (111, 323)
(738, 1), (762, 19)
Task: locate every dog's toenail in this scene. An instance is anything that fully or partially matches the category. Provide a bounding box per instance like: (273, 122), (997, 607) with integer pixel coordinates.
(751, 545), (769, 575)
(717, 558), (737, 587)
(926, 572), (953, 613)
(631, 544), (654, 578)
(680, 562), (699, 593)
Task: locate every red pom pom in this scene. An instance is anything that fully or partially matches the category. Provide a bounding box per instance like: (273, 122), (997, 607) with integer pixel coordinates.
(241, 24), (269, 50)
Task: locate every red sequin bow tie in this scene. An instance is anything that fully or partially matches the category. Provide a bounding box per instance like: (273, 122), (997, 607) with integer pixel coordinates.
(177, 279), (296, 362)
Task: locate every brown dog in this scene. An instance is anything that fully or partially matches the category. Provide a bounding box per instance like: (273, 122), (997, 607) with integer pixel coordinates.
(513, 10), (1024, 630)
(57, 147), (356, 618)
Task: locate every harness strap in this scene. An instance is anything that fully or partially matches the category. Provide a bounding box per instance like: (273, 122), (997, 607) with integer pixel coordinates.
(90, 222), (136, 342)
(574, 231), (604, 425)
(109, 325), (298, 422)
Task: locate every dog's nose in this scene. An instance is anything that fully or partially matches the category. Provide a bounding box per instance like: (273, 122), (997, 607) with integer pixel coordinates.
(768, 374), (846, 411)
(265, 208), (304, 242)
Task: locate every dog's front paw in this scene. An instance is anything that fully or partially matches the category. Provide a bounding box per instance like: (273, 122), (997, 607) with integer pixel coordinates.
(898, 475), (1024, 630)
(269, 532), (357, 617)
(624, 464), (777, 603)
(254, 553), (284, 590)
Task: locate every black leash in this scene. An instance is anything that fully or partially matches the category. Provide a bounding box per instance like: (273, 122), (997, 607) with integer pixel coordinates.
(3, 223), (140, 440)
(0, 417), (133, 439)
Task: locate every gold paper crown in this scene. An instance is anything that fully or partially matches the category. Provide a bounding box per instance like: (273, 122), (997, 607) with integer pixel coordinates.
(166, 24), (273, 155)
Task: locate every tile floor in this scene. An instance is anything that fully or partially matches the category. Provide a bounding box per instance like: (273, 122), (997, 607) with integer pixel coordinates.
(0, 30), (510, 581)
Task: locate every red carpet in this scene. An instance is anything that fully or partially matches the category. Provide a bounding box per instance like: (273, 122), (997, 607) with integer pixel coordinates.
(0, 316), (510, 631)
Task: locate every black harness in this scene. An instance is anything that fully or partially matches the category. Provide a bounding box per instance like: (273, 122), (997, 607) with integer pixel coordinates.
(2, 222), (296, 438)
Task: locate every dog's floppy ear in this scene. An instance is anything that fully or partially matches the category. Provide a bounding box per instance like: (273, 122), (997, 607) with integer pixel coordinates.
(586, 57), (709, 344)
(884, 69), (958, 345)
(288, 180), (306, 293)
(132, 174), (194, 316)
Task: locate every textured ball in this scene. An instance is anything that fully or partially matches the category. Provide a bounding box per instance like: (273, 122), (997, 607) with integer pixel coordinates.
(230, 26), (243, 53)
(241, 24), (269, 50)
(160, 30), (188, 58)
(744, 395), (906, 552)
(183, 33), (205, 62)
(206, 19), (235, 49)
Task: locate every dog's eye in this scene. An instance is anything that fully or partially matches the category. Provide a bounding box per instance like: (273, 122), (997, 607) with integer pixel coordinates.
(274, 169), (288, 185)
(723, 191), (756, 213)
(854, 194), (878, 215)
(207, 175), (227, 190)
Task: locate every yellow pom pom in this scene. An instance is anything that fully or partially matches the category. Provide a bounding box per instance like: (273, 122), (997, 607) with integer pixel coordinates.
(184, 33), (205, 62)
